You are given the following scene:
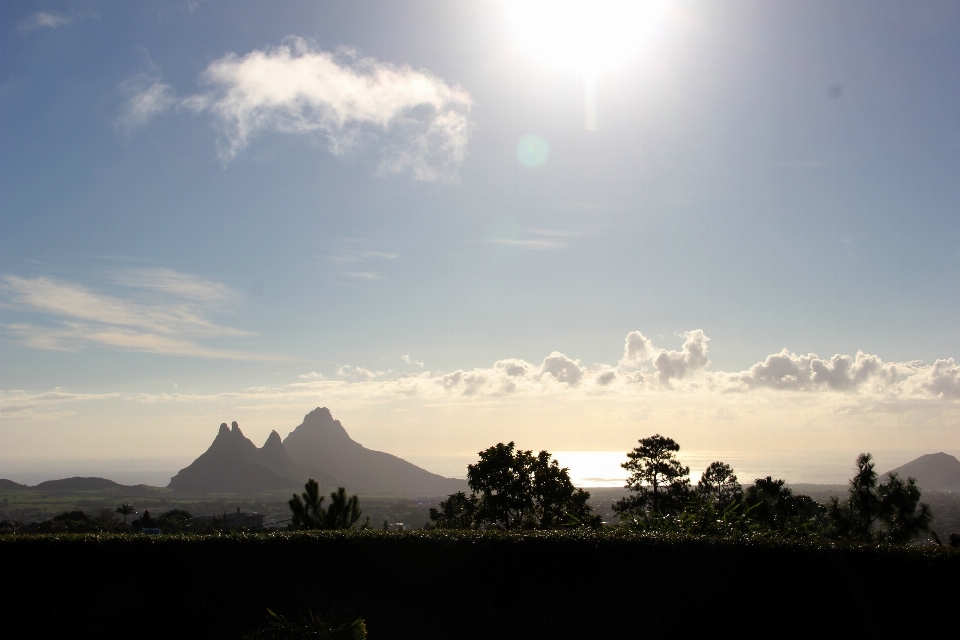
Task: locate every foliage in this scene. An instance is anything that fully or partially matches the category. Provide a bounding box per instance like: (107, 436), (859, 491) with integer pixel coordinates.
(614, 434), (691, 516)
(432, 442), (598, 530)
(246, 608), (367, 640)
(696, 461), (742, 507)
(743, 477), (824, 532)
(428, 491), (478, 529)
(827, 453), (933, 543)
(115, 503), (136, 525)
(289, 481), (369, 530)
(156, 509), (194, 533)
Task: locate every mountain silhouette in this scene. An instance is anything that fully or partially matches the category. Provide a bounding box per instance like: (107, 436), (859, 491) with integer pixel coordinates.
(886, 452), (960, 491)
(168, 410), (464, 495)
(283, 407), (467, 495)
(168, 421), (337, 493)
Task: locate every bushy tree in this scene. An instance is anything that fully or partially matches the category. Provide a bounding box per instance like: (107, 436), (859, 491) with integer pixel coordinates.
(614, 434), (691, 516)
(289, 480), (368, 530)
(156, 509), (193, 533)
(428, 491), (478, 529)
(696, 461), (742, 507)
(827, 453), (932, 543)
(743, 477), (823, 532)
(431, 442), (597, 530)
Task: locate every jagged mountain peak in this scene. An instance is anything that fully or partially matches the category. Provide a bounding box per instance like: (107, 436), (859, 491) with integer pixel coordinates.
(287, 406), (352, 443)
(262, 430), (284, 448)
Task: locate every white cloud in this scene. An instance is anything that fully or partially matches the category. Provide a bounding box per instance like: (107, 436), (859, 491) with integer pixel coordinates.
(402, 354), (425, 367)
(490, 238), (562, 250)
(337, 365), (384, 381)
(653, 330), (710, 385)
(19, 12), (72, 31)
(116, 75), (177, 134)
(122, 37), (473, 180)
(0, 271), (267, 359)
(298, 371), (324, 380)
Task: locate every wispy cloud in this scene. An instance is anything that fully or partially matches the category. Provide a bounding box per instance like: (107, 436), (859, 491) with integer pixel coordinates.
(118, 37), (473, 180)
(323, 238), (399, 281)
(490, 238), (562, 250)
(402, 354), (425, 367)
(18, 11), (72, 31)
(0, 270), (270, 359)
(0, 388), (120, 421)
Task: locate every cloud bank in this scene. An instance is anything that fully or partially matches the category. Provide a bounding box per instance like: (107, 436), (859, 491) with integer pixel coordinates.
(120, 38), (473, 180)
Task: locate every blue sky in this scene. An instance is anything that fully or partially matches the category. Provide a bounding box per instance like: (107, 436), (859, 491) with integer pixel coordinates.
(2, 0), (958, 482)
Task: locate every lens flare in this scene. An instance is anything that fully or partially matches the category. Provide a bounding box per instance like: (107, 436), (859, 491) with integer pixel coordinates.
(516, 134), (550, 168)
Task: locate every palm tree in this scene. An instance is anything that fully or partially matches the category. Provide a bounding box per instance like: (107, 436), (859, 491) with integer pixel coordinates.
(115, 503), (136, 525)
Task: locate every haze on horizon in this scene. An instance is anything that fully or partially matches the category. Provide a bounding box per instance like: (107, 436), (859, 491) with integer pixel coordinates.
(1, 0), (958, 485)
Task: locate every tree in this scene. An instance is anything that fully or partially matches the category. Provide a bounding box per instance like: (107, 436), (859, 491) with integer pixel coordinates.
(696, 461), (742, 507)
(115, 503), (136, 525)
(429, 491), (478, 529)
(289, 480), (368, 530)
(827, 453), (932, 543)
(614, 434), (690, 516)
(431, 442), (597, 530)
(156, 509), (193, 534)
(743, 477), (822, 531)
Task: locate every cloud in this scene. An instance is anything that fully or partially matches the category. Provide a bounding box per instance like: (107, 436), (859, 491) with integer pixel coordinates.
(116, 75), (177, 134)
(121, 38), (473, 180)
(299, 371), (324, 380)
(0, 388), (120, 421)
(337, 365), (384, 381)
(402, 354), (425, 367)
(0, 271), (268, 359)
(489, 238), (562, 250)
(18, 11), (72, 31)
(653, 330), (710, 385)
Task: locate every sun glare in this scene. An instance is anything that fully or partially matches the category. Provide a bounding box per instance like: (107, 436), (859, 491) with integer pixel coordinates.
(508, 0), (661, 71)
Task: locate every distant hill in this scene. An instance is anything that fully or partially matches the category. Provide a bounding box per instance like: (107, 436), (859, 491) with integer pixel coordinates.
(168, 421), (338, 493)
(283, 407), (467, 496)
(34, 477), (124, 491)
(886, 452), (960, 491)
(0, 479), (31, 490)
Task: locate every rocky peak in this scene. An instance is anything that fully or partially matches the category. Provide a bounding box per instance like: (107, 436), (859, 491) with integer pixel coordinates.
(262, 430), (284, 449)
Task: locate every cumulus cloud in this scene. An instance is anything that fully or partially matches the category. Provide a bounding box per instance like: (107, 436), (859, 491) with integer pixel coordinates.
(298, 371), (324, 380)
(653, 330), (710, 385)
(0, 271), (267, 359)
(120, 38), (472, 180)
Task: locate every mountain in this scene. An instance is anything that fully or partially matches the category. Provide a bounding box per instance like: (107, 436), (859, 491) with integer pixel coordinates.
(34, 477), (124, 491)
(283, 407), (467, 496)
(0, 479), (31, 490)
(168, 421), (337, 493)
(886, 452), (960, 491)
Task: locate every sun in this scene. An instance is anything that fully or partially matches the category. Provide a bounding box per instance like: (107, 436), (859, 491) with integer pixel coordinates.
(508, 0), (662, 71)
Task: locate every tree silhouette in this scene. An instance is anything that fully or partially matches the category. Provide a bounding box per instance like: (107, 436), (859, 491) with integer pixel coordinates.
(743, 476), (822, 531)
(429, 491), (478, 529)
(432, 442), (596, 529)
(827, 453), (932, 543)
(614, 434), (690, 516)
(289, 480), (367, 530)
(696, 461), (742, 507)
(115, 503), (136, 525)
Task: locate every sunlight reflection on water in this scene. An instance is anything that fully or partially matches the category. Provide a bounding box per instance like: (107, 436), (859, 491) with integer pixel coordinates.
(408, 449), (954, 488)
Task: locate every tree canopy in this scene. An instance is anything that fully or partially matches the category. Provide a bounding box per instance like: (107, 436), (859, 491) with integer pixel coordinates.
(430, 442), (597, 530)
(289, 480), (368, 530)
(614, 434), (691, 516)
(827, 453), (932, 543)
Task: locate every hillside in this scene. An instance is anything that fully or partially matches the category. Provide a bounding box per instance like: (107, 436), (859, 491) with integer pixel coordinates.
(283, 407), (467, 496)
(886, 452), (960, 491)
(168, 421), (338, 493)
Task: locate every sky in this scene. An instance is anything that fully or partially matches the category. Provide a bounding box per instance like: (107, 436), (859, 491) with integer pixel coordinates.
(1, 0), (959, 485)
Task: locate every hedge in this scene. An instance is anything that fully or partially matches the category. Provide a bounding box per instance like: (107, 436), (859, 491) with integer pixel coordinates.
(2, 531), (957, 639)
